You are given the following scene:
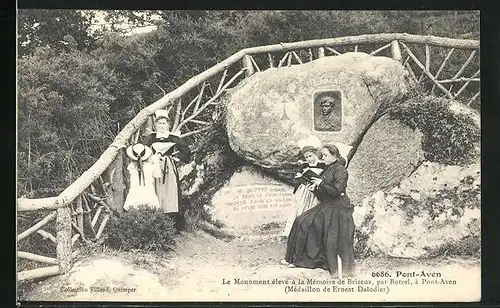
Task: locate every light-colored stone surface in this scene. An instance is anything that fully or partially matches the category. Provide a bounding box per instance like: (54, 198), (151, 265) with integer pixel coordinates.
(353, 162), (481, 258)
(226, 52), (408, 172)
(398, 161), (481, 196)
(209, 165), (297, 234)
(347, 114), (424, 205)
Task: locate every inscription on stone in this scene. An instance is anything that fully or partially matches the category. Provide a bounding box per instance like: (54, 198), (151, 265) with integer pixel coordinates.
(218, 184), (294, 212)
(209, 167), (298, 234)
(313, 89), (343, 132)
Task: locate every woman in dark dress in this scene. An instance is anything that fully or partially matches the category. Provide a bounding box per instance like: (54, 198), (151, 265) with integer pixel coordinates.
(143, 109), (192, 231)
(281, 143), (355, 277)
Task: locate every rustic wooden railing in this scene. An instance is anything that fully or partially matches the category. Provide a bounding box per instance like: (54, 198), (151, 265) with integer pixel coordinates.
(16, 33), (480, 282)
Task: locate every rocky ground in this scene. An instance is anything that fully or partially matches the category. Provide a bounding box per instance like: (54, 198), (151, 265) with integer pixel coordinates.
(18, 230), (480, 302)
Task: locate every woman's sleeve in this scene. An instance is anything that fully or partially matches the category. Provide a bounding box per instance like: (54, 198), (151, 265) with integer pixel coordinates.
(316, 164), (348, 197)
(174, 136), (192, 163)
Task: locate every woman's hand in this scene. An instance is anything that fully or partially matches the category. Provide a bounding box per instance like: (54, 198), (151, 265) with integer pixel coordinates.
(310, 177), (323, 186)
(307, 183), (317, 191)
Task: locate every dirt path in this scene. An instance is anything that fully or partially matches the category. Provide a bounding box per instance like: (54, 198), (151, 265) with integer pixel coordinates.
(20, 230), (481, 302)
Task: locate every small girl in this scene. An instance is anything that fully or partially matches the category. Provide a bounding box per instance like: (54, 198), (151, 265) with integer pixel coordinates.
(123, 143), (161, 212)
(281, 146), (327, 237)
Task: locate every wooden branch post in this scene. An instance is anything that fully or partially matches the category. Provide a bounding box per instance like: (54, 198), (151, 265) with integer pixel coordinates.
(92, 206), (103, 228)
(18, 266), (60, 282)
(425, 45), (431, 72)
(249, 55), (261, 72)
(243, 55), (255, 77)
(432, 48), (455, 95)
(96, 215), (111, 240)
(17, 211), (57, 241)
(317, 47), (325, 58)
(391, 40), (402, 62)
(18, 251), (59, 265)
(468, 91), (480, 106)
(278, 52), (290, 67)
(75, 196), (83, 232)
(82, 195), (97, 238)
(36, 229), (57, 243)
(103, 147), (126, 215)
(401, 42), (454, 99)
(56, 205), (72, 274)
(268, 53), (274, 68)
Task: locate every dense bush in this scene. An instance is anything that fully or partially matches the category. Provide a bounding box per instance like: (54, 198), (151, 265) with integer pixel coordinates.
(103, 207), (177, 251)
(17, 46), (119, 197)
(387, 92), (480, 165)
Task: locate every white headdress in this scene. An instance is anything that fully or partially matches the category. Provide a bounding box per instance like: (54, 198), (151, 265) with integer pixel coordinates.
(296, 135), (322, 150)
(154, 109), (170, 121)
(329, 142), (353, 167)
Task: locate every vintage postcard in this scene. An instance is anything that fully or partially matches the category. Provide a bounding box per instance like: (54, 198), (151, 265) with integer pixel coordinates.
(16, 10), (481, 303)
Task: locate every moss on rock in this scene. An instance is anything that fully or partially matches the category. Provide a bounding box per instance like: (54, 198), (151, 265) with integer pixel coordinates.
(387, 91), (480, 166)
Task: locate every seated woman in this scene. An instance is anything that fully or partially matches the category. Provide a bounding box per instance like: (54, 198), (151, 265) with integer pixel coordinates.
(143, 109), (192, 231)
(281, 143), (355, 278)
(281, 146), (327, 237)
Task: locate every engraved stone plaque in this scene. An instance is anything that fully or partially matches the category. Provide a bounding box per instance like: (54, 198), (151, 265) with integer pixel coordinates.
(210, 166), (296, 234)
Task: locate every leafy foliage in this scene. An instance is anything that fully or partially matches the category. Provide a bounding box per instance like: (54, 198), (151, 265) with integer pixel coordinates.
(17, 47), (118, 197)
(103, 207), (177, 251)
(387, 92), (480, 165)
(18, 9), (97, 56)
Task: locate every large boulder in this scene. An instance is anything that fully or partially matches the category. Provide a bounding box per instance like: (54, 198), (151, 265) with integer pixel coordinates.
(353, 161), (481, 258)
(208, 165), (297, 235)
(226, 52), (409, 178)
(347, 114), (424, 205)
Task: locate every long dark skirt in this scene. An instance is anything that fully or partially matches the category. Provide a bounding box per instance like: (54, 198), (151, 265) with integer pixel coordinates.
(285, 203), (355, 276)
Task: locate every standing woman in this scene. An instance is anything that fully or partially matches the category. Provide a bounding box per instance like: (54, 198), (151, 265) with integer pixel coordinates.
(281, 143), (355, 277)
(144, 109), (192, 231)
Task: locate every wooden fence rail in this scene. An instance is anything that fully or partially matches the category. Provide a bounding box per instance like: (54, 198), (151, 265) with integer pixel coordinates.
(16, 33), (480, 282)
